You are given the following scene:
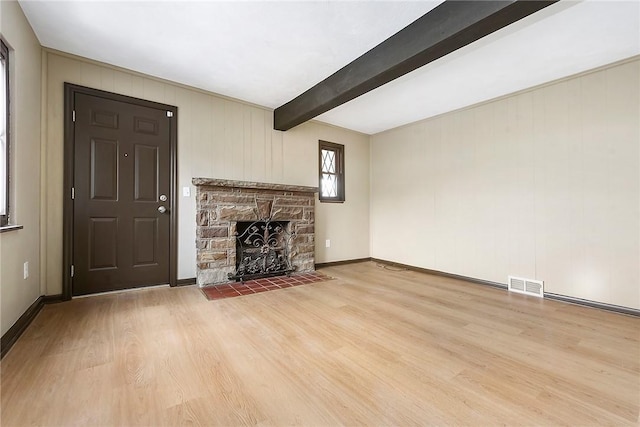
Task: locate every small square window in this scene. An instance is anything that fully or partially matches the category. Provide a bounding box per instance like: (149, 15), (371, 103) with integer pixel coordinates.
(319, 140), (344, 202)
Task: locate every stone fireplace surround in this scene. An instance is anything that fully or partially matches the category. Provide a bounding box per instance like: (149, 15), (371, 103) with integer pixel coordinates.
(193, 178), (318, 286)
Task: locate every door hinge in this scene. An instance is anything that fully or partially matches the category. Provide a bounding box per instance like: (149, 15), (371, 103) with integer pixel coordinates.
(71, 187), (75, 200)
(166, 111), (173, 118)
(70, 265), (74, 277)
(72, 110), (76, 122)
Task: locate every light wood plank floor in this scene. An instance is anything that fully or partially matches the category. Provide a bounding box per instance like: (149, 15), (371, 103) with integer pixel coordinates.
(1, 261), (638, 426)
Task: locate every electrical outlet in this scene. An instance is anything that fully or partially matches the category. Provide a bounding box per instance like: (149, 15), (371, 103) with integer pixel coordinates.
(183, 186), (191, 197)
(325, 239), (331, 248)
(23, 262), (29, 279)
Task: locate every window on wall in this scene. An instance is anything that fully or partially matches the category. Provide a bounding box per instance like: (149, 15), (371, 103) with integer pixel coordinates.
(0, 40), (9, 226)
(319, 140), (345, 202)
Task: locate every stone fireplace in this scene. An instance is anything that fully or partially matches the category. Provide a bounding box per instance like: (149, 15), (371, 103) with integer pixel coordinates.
(192, 178), (318, 286)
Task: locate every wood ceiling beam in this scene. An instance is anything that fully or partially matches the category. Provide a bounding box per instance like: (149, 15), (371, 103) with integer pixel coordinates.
(274, 0), (558, 131)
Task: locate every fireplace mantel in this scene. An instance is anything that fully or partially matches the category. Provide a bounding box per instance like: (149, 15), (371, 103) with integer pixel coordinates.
(192, 178), (318, 194)
(192, 178), (318, 286)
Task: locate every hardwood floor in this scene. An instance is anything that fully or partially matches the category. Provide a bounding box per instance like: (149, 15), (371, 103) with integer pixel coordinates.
(1, 261), (638, 426)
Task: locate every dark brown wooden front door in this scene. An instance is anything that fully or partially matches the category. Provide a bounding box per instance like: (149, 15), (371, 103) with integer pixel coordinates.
(72, 92), (173, 295)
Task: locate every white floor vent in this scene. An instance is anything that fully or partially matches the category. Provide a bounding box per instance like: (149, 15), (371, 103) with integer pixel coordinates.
(508, 276), (544, 298)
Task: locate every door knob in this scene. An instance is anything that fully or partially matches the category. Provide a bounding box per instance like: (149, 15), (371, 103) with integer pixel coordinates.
(158, 206), (167, 214)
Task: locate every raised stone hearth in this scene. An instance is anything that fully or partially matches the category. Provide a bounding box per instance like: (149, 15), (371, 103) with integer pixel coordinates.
(193, 178), (318, 286)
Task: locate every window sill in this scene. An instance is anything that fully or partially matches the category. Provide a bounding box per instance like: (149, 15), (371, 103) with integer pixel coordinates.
(319, 200), (345, 204)
(0, 224), (24, 233)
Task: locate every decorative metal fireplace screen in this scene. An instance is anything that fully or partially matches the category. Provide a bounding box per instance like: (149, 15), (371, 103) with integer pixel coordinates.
(229, 220), (295, 281)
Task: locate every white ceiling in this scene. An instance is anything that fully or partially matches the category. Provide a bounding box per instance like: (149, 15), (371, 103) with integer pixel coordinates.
(18, 0), (640, 135)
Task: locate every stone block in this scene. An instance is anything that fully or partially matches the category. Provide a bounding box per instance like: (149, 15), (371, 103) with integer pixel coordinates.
(199, 191), (219, 207)
(198, 227), (228, 238)
(292, 251), (314, 261)
(292, 234), (313, 245)
(210, 238), (234, 250)
(197, 267), (235, 286)
(293, 259), (315, 272)
(303, 208), (314, 222)
(196, 210), (209, 226)
(293, 243), (314, 255)
(296, 224), (314, 234)
(271, 206), (303, 220)
(201, 186), (232, 193)
(213, 194), (257, 204)
(255, 197), (275, 220)
(275, 197), (311, 206)
(196, 239), (210, 250)
(219, 205), (257, 221)
(198, 192), (209, 205)
(198, 250), (228, 262)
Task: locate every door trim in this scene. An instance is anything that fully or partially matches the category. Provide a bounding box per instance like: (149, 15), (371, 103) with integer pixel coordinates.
(63, 83), (178, 300)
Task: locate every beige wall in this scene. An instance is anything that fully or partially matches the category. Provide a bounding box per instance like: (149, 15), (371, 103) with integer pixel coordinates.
(43, 51), (370, 295)
(370, 58), (640, 310)
(0, 1), (43, 335)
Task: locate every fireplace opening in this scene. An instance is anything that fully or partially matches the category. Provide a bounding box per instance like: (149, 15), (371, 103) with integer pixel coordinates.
(229, 220), (295, 281)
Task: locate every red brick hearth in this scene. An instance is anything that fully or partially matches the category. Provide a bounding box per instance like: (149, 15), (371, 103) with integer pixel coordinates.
(200, 271), (333, 301)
